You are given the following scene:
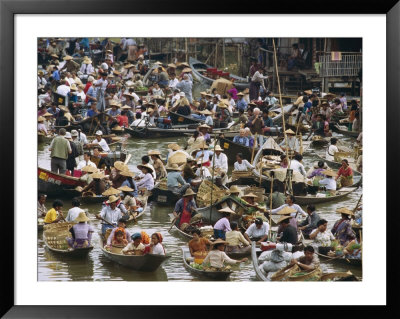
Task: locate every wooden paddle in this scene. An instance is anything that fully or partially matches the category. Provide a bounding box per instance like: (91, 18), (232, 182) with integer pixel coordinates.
(124, 154), (132, 165)
(96, 215), (115, 227)
(168, 213), (181, 232)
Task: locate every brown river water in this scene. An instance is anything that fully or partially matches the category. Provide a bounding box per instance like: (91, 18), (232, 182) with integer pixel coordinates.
(37, 89), (362, 281)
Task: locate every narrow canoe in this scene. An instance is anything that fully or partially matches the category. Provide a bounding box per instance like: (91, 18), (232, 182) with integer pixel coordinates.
(251, 242), (269, 281)
(189, 57), (249, 90)
(150, 186), (181, 206)
(219, 136), (257, 165)
(313, 152), (362, 179)
(100, 246), (170, 271)
(169, 111), (204, 126)
(332, 124), (360, 138)
(294, 186), (359, 205)
(181, 246), (232, 280)
(43, 234), (93, 257)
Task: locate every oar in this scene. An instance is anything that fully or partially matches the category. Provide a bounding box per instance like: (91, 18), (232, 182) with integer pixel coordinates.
(96, 215), (115, 227)
(124, 154), (132, 165)
(168, 213), (181, 232)
(306, 131), (314, 141)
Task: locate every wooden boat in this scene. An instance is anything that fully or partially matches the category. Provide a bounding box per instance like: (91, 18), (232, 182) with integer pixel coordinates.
(38, 133), (54, 144)
(189, 57), (249, 90)
(311, 135), (330, 146)
(150, 184), (181, 206)
(125, 195), (148, 224)
(125, 124), (199, 138)
(219, 136), (257, 165)
(268, 104), (295, 124)
(54, 112), (105, 134)
(43, 232), (93, 257)
(332, 124), (360, 138)
(251, 242), (269, 281)
(313, 152), (362, 180)
(38, 167), (86, 197)
(287, 267), (322, 281)
(181, 246), (232, 280)
(196, 196), (249, 225)
(320, 271), (359, 281)
(169, 110), (204, 126)
(294, 186), (360, 205)
(100, 246), (170, 271)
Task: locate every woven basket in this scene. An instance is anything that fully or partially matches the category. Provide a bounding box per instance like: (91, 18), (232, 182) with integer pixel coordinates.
(288, 267), (322, 281)
(231, 170), (253, 181)
(271, 264), (300, 281)
(43, 222), (74, 231)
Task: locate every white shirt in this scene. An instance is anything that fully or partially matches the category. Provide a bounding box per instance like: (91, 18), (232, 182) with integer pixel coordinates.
(77, 159), (97, 170)
(212, 153), (228, 173)
(319, 177), (337, 190)
(151, 243), (165, 255)
(234, 160), (254, 171)
(65, 207), (84, 222)
(245, 222), (269, 239)
(271, 203), (307, 218)
(94, 78), (108, 93)
(290, 159), (306, 177)
(80, 63), (94, 75)
(171, 93), (180, 106)
(77, 90), (86, 102)
(66, 77), (75, 85)
(130, 118), (146, 127)
(93, 138), (110, 152)
(56, 84), (70, 97)
(326, 145), (339, 161)
(168, 78), (179, 89)
(195, 166), (211, 178)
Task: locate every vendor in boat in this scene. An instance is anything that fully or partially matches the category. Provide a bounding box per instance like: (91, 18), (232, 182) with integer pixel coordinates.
(269, 195), (307, 226)
(122, 233), (146, 255)
(276, 215), (298, 245)
(186, 131), (205, 155)
(37, 194), (47, 217)
(120, 170), (138, 197)
(225, 222), (250, 254)
(136, 164), (155, 192)
(189, 229), (212, 260)
(193, 144), (212, 167)
(336, 159), (354, 187)
(43, 199), (65, 224)
(311, 114), (325, 137)
(331, 207), (356, 246)
(118, 185), (138, 211)
(213, 207), (237, 240)
(202, 239), (248, 270)
(81, 172), (107, 196)
(65, 197), (85, 222)
(87, 130), (110, 153)
(236, 92), (248, 111)
(298, 205), (321, 238)
(198, 124), (211, 143)
(318, 170), (337, 195)
(290, 245), (320, 271)
(241, 193), (263, 214)
(105, 218), (132, 249)
(307, 161), (326, 181)
(309, 219), (335, 255)
(67, 212), (94, 249)
(173, 188), (197, 228)
(195, 159), (212, 179)
(233, 153), (255, 171)
(233, 128), (250, 147)
(182, 156), (197, 184)
(211, 145), (228, 183)
(343, 229), (362, 259)
(279, 129), (300, 154)
(244, 217), (269, 244)
(96, 195), (124, 235)
(148, 150), (167, 180)
(202, 109), (214, 127)
(325, 137), (339, 161)
(148, 233), (166, 255)
(166, 163), (190, 195)
(37, 116), (48, 136)
(289, 153), (307, 178)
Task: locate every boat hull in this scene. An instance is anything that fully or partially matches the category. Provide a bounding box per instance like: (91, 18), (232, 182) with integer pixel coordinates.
(38, 167), (86, 197)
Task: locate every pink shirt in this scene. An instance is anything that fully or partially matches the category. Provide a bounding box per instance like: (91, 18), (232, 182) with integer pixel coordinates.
(213, 217), (231, 231)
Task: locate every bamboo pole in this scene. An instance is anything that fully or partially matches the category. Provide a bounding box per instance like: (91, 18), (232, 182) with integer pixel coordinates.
(268, 173), (274, 239)
(251, 133), (258, 163)
(209, 134), (218, 223)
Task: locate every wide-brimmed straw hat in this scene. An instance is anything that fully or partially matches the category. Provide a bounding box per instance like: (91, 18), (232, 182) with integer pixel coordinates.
(165, 163), (182, 171)
(198, 124), (211, 130)
(92, 172), (105, 179)
(285, 129), (296, 135)
(178, 62), (190, 67)
(237, 92), (244, 96)
(82, 166), (98, 173)
(38, 116), (45, 122)
(336, 207), (354, 216)
(119, 170), (135, 177)
(137, 163), (154, 173)
(118, 186), (134, 192)
(63, 55), (73, 61)
(58, 105), (69, 113)
(124, 63), (135, 69)
(112, 125), (123, 132)
(211, 238), (228, 246)
(51, 53), (58, 58)
(242, 192), (258, 198)
(276, 206), (297, 215)
(322, 169), (337, 177)
(167, 63), (177, 68)
(182, 67), (192, 73)
(278, 215), (292, 223)
(218, 207), (236, 214)
(102, 187), (120, 196)
(217, 101), (228, 108)
(229, 185), (240, 194)
(74, 211), (89, 223)
(182, 188), (196, 197)
(168, 143), (181, 151)
(106, 195), (119, 204)
(114, 161), (129, 171)
(148, 150), (161, 156)
(43, 112), (53, 117)
(304, 90), (312, 95)
(200, 109), (212, 115)
(121, 105), (132, 110)
(214, 145), (224, 152)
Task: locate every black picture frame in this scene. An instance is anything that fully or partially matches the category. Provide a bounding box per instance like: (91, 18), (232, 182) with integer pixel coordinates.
(1, 0), (398, 317)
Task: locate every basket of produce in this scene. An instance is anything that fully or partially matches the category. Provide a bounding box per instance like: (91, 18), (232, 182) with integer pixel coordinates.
(271, 264), (300, 281)
(288, 267), (322, 281)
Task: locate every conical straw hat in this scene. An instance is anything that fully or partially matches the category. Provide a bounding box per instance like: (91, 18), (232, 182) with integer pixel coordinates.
(336, 207), (354, 216)
(277, 215), (292, 223)
(276, 206), (297, 215)
(218, 207), (236, 214)
(102, 187), (121, 196)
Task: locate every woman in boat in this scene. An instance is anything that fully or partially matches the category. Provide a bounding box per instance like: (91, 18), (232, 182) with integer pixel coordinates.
(37, 194), (47, 218)
(202, 239), (248, 270)
(148, 232), (166, 255)
(167, 163), (191, 196)
(117, 186), (138, 214)
(311, 114), (325, 137)
(336, 159), (353, 187)
(298, 205), (321, 238)
(43, 199), (65, 224)
(188, 229), (211, 260)
(119, 170), (138, 197)
(233, 153), (255, 172)
(309, 219), (335, 255)
(307, 161), (326, 181)
(67, 212), (94, 249)
(122, 233), (146, 255)
(343, 229), (362, 260)
(213, 207), (236, 240)
(148, 150), (167, 180)
(225, 222), (251, 255)
(173, 188), (198, 228)
(318, 170), (337, 195)
(331, 208), (356, 246)
(325, 137), (339, 161)
(269, 195), (307, 227)
(136, 164), (155, 192)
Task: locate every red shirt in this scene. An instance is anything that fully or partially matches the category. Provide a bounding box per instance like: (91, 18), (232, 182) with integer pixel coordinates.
(337, 166), (353, 178)
(117, 115), (129, 127)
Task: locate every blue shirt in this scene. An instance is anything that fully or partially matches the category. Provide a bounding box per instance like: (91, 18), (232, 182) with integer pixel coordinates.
(108, 109), (121, 117)
(79, 38), (89, 49)
(237, 98), (248, 111)
(233, 136), (249, 147)
(52, 70), (60, 81)
(121, 179), (138, 197)
(86, 109), (98, 117)
(167, 171), (187, 188)
(47, 107), (60, 116)
(86, 86), (96, 105)
(263, 117), (273, 127)
(303, 101), (312, 114)
(174, 198), (197, 214)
